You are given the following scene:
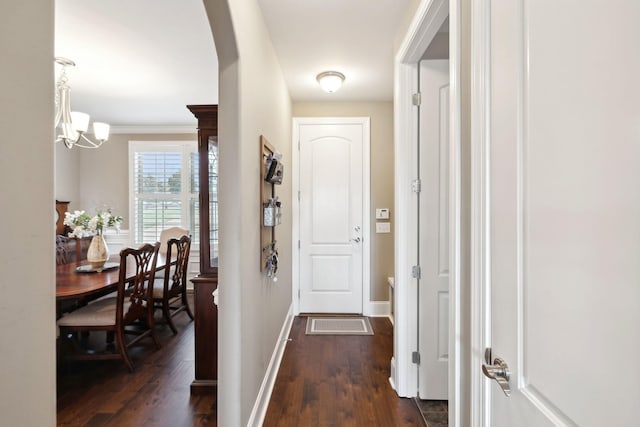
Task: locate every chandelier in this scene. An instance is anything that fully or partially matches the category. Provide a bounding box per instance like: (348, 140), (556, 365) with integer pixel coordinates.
(54, 57), (110, 149)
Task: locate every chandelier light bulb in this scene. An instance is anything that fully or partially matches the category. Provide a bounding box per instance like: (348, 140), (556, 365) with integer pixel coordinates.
(93, 122), (110, 141)
(70, 111), (90, 133)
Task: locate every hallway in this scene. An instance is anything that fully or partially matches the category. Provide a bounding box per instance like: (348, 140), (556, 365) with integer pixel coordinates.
(264, 316), (425, 426)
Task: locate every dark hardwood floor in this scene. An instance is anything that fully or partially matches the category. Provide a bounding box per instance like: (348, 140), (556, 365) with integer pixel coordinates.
(264, 316), (425, 427)
(56, 295), (217, 427)
(58, 309), (423, 426)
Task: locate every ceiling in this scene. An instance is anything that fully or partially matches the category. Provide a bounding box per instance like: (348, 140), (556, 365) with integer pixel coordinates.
(55, 0), (413, 128)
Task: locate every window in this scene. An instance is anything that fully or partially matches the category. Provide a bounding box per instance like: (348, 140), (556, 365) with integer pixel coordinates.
(129, 141), (199, 246)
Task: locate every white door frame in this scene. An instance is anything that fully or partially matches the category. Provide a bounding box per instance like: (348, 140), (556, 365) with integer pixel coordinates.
(469, 0), (490, 424)
(292, 117), (371, 315)
(393, 0), (464, 424)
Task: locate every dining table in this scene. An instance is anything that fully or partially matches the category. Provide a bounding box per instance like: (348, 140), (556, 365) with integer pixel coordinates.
(56, 253), (170, 313)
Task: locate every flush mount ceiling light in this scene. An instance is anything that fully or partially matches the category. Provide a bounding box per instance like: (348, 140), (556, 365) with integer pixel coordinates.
(54, 57), (110, 149)
(316, 71), (345, 93)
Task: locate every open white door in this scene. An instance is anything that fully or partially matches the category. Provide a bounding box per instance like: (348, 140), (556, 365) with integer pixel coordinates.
(418, 59), (450, 400)
(473, 0), (640, 425)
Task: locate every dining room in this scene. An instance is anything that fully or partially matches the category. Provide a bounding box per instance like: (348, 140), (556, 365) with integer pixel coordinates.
(52, 3), (222, 420)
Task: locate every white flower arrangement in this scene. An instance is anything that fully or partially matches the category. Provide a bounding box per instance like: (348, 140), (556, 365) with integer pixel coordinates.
(63, 209), (124, 238)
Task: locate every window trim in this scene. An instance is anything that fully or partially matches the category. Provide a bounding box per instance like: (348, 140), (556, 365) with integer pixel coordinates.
(128, 140), (198, 246)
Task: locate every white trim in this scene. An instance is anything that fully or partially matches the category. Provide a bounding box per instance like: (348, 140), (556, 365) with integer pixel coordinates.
(447, 0), (463, 425)
(469, 0), (492, 424)
(291, 117), (371, 316)
(292, 120), (301, 315)
(389, 357), (397, 390)
(394, 0), (466, 425)
(399, 0), (450, 63)
(392, 59), (419, 398)
(246, 304), (294, 427)
(367, 300), (390, 317)
(111, 125), (196, 134)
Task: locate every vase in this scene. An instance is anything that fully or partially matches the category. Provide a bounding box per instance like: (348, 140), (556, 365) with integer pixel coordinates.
(87, 233), (109, 270)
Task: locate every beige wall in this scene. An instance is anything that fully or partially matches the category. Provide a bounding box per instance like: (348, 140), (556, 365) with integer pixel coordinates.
(293, 102), (394, 302)
(0, 1), (56, 425)
(55, 133), (196, 229)
(394, 0), (423, 50)
(205, 0), (293, 425)
(55, 141), (80, 205)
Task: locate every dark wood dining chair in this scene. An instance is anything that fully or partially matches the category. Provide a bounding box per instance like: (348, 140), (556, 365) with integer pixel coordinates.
(57, 242), (161, 372)
(152, 234), (193, 334)
(56, 235), (69, 265)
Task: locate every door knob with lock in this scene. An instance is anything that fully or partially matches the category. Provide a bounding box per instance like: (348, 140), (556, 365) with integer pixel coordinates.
(482, 348), (511, 396)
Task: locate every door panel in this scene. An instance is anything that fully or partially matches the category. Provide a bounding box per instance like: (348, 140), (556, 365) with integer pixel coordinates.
(299, 123), (364, 313)
(481, 0), (640, 425)
(418, 59), (450, 399)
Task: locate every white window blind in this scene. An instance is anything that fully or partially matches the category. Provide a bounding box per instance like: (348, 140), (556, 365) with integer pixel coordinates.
(129, 141), (198, 245)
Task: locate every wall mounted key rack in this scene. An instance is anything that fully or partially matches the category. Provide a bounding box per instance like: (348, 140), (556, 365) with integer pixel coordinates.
(260, 135), (283, 272)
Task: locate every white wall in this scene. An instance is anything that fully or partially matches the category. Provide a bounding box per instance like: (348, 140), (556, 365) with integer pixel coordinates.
(203, 1), (293, 425)
(0, 1), (57, 426)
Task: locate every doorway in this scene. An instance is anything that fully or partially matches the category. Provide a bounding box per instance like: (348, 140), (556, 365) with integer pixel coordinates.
(392, 0), (464, 424)
(292, 117), (371, 314)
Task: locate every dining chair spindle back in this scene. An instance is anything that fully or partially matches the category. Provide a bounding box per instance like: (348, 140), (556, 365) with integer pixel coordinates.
(57, 242), (161, 372)
(153, 234), (193, 334)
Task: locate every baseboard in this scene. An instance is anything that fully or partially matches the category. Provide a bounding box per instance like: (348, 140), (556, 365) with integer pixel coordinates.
(366, 300), (390, 317)
(389, 356), (397, 391)
(247, 304), (294, 427)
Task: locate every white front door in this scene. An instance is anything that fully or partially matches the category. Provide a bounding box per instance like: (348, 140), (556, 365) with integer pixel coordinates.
(297, 119), (369, 313)
(475, 0), (640, 425)
(418, 59), (450, 400)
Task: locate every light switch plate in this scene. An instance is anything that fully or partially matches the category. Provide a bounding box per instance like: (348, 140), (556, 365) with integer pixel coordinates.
(376, 222), (391, 233)
(375, 208), (390, 219)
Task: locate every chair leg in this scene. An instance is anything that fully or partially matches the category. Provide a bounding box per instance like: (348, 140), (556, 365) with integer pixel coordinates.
(150, 326), (161, 350)
(146, 312), (162, 349)
(115, 327), (134, 372)
(182, 290), (194, 321)
(163, 300), (178, 334)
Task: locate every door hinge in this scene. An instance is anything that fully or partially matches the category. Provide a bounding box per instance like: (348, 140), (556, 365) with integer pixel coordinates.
(298, 289), (301, 299)
(412, 351), (421, 364)
(298, 140), (301, 150)
(298, 190), (301, 201)
(412, 179), (422, 193)
(412, 265), (421, 279)
(298, 240), (301, 249)
(412, 92), (421, 106)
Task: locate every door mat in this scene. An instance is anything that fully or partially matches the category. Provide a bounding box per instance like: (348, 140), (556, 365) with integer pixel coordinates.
(305, 317), (374, 335)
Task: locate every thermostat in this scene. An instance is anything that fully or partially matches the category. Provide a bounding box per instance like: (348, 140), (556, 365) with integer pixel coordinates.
(375, 208), (390, 219)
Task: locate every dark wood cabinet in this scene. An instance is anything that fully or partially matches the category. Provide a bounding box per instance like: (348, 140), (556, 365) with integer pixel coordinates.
(187, 105), (219, 394)
(55, 200), (70, 235)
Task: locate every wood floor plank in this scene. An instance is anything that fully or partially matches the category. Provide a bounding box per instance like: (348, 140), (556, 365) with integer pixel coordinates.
(264, 316), (425, 427)
(57, 295), (217, 427)
(59, 309), (421, 426)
